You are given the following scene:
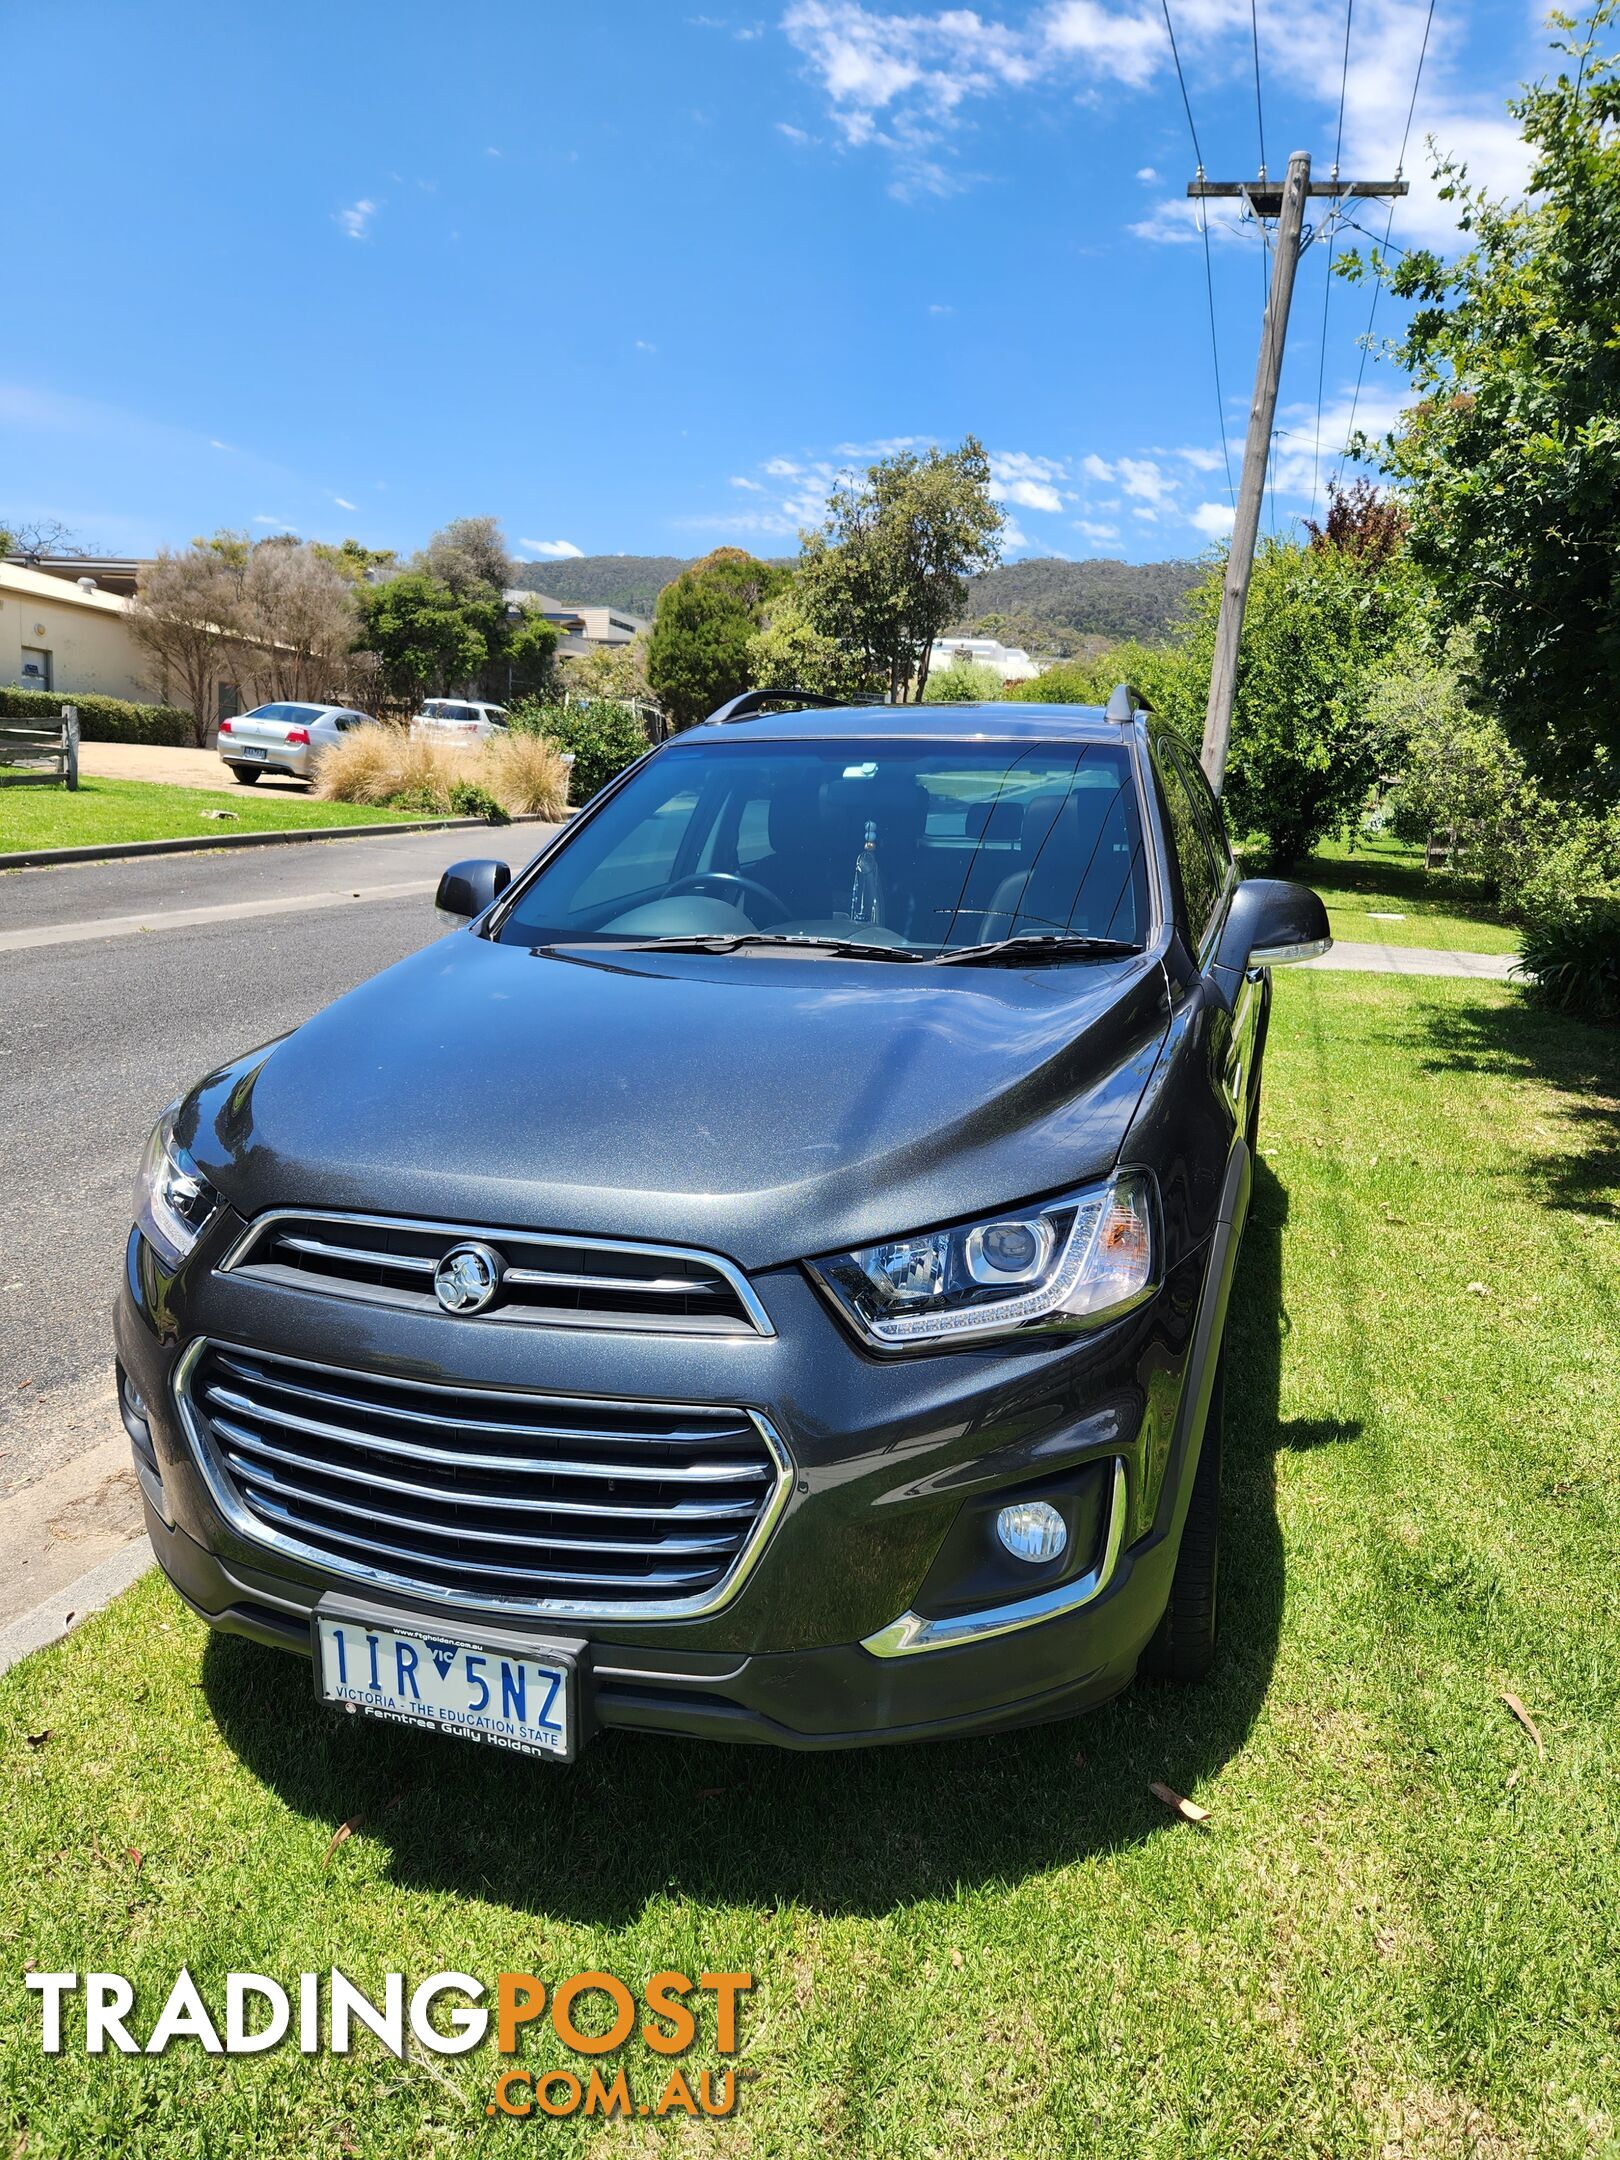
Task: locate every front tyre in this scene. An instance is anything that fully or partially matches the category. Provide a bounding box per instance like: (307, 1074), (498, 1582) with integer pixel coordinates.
(1142, 1349), (1223, 1683)
(229, 765), (262, 785)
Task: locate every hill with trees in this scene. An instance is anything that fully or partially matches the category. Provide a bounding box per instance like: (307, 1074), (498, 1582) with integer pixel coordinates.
(512, 552), (1199, 645)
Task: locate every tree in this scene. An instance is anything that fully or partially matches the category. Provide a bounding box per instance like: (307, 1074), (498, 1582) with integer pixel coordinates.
(415, 516), (513, 600)
(795, 438), (1004, 702)
(501, 607), (561, 703)
(1355, 3), (1620, 798)
(1190, 511), (1420, 867)
(312, 538), (398, 588)
(646, 549), (788, 729)
(356, 572), (499, 710)
(232, 540), (359, 704)
(560, 633), (657, 710)
(129, 544), (244, 744)
(1, 516), (84, 563)
(746, 585), (884, 703)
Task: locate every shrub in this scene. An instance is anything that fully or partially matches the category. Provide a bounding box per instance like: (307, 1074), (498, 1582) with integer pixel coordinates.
(922, 659), (1003, 703)
(448, 779), (511, 825)
(314, 725), (565, 823)
(508, 698), (648, 800)
(0, 686), (195, 747)
(312, 728), (468, 809)
(483, 731), (571, 820)
(1508, 807), (1620, 1024)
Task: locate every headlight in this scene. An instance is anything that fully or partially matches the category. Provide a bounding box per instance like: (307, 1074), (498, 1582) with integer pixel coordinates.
(133, 1104), (220, 1270)
(810, 1172), (1159, 1350)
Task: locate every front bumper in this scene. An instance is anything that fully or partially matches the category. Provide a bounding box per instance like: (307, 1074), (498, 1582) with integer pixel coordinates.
(117, 1218), (1216, 1750)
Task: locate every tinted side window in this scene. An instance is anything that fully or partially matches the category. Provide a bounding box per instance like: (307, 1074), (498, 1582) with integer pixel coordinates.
(1169, 739), (1234, 888)
(1155, 743), (1222, 950)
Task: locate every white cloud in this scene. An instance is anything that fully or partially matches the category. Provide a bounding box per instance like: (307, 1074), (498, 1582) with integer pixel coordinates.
(1176, 446), (1225, 473)
(1074, 519), (1121, 544)
(778, 0), (1529, 246)
(1080, 452), (1114, 483)
(928, 301), (954, 315)
(208, 438), (231, 451)
(335, 198), (377, 241)
(763, 455), (803, 477)
(777, 121), (811, 142)
(332, 495), (357, 510)
(253, 514), (295, 528)
(1189, 500), (1236, 538)
(990, 450), (1070, 515)
(1114, 456), (1175, 507)
(634, 338), (657, 352)
(999, 514), (1032, 553)
(520, 538), (585, 559)
(730, 475), (765, 491)
(834, 434), (930, 458)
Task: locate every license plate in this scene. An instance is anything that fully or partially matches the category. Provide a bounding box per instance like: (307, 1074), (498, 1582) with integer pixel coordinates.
(314, 1613), (577, 1760)
(240, 745), (268, 759)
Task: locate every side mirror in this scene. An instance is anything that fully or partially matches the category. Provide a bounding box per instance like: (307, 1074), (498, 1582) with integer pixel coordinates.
(435, 857), (512, 922)
(1209, 878), (1331, 1000)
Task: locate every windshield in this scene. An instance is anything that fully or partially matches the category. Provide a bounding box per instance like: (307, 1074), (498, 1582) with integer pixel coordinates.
(245, 703), (325, 723)
(493, 738), (1149, 955)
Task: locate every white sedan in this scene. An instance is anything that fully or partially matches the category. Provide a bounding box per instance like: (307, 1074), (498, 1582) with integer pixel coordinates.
(411, 698), (511, 742)
(217, 703), (378, 785)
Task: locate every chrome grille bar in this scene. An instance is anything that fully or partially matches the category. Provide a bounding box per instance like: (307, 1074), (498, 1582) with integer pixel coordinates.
(175, 1339), (792, 1620)
(214, 1422), (759, 1520)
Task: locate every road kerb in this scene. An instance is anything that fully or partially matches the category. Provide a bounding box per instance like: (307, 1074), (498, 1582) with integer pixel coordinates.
(0, 810), (562, 875)
(0, 1540), (154, 1679)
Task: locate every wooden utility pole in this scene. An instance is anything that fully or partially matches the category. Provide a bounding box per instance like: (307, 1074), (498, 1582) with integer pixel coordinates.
(1189, 154), (1408, 793)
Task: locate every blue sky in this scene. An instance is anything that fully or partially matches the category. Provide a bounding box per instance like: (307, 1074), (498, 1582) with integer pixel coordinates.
(6, 0), (1554, 568)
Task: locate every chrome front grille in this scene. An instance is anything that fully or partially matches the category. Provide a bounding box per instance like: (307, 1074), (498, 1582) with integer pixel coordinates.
(177, 1342), (790, 1618)
(219, 1211), (770, 1337)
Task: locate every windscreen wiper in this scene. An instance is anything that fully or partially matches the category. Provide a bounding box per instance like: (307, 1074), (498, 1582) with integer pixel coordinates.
(928, 933), (1145, 968)
(530, 934), (930, 962)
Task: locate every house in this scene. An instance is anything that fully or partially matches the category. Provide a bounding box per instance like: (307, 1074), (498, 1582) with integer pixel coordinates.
(507, 590), (648, 649)
(0, 560), (154, 702)
(927, 635), (1044, 686)
(12, 554), (147, 599)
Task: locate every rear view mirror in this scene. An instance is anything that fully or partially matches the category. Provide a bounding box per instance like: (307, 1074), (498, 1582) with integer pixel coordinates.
(435, 858), (512, 922)
(1210, 878), (1331, 999)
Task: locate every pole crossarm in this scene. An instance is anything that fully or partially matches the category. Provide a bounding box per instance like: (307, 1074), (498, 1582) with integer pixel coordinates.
(1189, 177), (1407, 214)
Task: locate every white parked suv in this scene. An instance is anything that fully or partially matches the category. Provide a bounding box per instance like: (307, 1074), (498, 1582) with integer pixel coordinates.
(411, 698), (510, 741)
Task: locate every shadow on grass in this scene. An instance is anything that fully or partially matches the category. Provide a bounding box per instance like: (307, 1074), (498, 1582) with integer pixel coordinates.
(1412, 989), (1620, 1223)
(1303, 842), (1502, 921)
(204, 1164), (1313, 1921)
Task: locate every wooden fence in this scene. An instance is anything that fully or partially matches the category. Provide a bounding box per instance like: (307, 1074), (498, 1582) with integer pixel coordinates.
(0, 705), (79, 790)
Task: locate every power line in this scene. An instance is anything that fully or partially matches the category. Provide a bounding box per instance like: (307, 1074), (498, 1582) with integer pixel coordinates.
(1160, 1), (1235, 503)
(1312, 0), (1354, 518)
(1249, 0), (1268, 177)
(1337, 0), (1436, 486)
(1158, 0), (1204, 171)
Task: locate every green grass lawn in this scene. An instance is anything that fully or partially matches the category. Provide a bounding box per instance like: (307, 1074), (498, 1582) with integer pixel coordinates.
(3, 971), (1618, 2156)
(0, 776), (424, 853)
(1302, 832), (1521, 954)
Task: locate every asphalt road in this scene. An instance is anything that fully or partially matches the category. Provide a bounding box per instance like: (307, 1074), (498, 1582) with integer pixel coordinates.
(0, 825), (554, 1498)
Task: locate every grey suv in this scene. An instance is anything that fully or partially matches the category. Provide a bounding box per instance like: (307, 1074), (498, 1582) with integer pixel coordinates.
(118, 688), (1329, 1759)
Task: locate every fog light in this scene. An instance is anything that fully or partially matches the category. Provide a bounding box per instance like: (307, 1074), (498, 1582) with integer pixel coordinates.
(995, 1499), (1067, 1564)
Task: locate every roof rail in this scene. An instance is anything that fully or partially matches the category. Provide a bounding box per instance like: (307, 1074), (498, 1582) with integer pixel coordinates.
(704, 688), (852, 726)
(1104, 680), (1153, 723)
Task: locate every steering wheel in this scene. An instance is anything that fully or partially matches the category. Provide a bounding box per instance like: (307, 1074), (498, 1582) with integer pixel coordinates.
(663, 871), (790, 922)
